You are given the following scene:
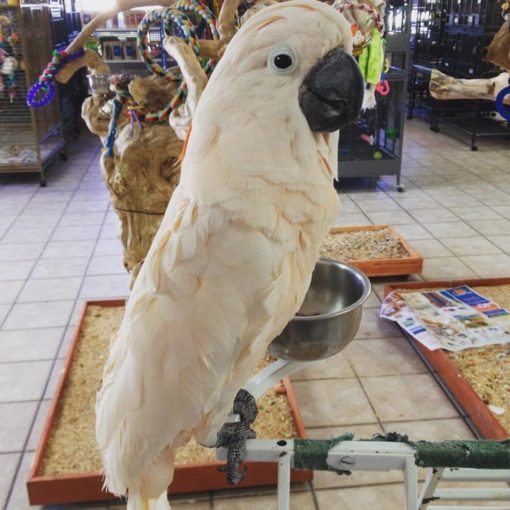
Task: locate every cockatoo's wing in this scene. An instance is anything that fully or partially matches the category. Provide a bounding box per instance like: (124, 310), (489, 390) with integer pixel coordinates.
(96, 186), (298, 498)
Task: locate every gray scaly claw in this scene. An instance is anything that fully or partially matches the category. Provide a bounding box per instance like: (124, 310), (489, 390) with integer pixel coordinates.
(233, 389), (258, 424)
(217, 389), (258, 485)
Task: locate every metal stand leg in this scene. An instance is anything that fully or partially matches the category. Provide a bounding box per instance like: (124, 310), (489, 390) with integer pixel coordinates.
(244, 360), (313, 400)
(405, 457), (419, 510)
(397, 174), (405, 192)
(418, 467), (444, 509)
(277, 452), (292, 510)
(471, 128), (478, 151)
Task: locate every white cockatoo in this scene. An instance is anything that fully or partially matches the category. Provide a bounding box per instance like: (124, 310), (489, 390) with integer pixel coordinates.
(96, 1), (363, 509)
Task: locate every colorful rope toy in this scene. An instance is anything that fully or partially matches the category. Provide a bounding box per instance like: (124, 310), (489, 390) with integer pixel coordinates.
(107, 1), (220, 156)
(27, 48), (85, 108)
(495, 78), (510, 121)
(176, 0), (219, 40)
(335, 2), (385, 35)
(137, 8), (199, 80)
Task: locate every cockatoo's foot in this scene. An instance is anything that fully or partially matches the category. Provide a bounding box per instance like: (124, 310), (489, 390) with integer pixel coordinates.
(217, 389), (258, 485)
(232, 388), (258, 424)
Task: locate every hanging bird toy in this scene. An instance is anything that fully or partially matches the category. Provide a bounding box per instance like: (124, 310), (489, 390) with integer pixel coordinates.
(27, 48), (85, 108)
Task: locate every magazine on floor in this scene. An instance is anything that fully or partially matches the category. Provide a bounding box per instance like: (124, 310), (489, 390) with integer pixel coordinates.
(380, 285), (510, 351)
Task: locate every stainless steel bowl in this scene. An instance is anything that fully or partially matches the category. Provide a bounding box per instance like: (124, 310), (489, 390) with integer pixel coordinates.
(87, 74), (110, 95)
(269, 259), (371, 361)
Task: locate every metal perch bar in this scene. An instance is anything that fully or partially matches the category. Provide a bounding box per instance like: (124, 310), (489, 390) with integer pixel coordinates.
(244, 360), (312, 400)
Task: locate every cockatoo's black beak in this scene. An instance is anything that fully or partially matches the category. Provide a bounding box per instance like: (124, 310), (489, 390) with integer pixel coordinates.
(299, 48), (364, 133)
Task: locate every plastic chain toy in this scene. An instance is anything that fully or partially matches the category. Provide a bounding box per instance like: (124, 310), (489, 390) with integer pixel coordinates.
(27, 48), (85, 108)
(495, 77), (510, 120)
(376, 57), (390, 96)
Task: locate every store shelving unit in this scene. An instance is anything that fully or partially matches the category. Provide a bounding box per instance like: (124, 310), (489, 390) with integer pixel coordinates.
(87, 7), (180, 76)
(338, 0), (412, 192)
(0, 2), (66, 185)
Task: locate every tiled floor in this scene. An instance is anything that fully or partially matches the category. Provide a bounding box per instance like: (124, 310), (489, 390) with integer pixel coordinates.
(0, 119), (509, 510)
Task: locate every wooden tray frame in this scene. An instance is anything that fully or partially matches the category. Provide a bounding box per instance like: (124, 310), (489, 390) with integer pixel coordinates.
(328, 225), (423, 277)
(27, 300), (312, 506)
(384, 278), (510, 440)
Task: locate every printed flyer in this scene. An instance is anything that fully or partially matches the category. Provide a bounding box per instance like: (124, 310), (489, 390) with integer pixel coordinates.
(380, 285), (510, 351)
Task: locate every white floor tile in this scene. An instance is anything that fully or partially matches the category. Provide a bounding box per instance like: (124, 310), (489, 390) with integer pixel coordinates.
(0, 327), (63, 362)
(17, 277), (82, 302)
(3, 301), (74, 330)
(0, 401), (38, 452)
(0, 361), (52, 402)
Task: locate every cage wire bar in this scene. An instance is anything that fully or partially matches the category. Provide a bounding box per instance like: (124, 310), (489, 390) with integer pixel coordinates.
(338, 0), (412, 191)
(0, 2), (66, 186)
(217, 438), (510, 510)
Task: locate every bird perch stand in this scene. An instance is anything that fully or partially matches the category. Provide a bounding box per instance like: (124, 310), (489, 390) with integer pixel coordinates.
(219, 437), (510, 510)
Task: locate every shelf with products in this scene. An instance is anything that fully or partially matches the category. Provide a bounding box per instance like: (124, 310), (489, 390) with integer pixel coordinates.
(91, 17), (162, 66)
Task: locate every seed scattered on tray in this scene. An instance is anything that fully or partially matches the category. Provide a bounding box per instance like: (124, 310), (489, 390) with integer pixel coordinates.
(40, 306), (296, 476)
(320, 227), (410, 261)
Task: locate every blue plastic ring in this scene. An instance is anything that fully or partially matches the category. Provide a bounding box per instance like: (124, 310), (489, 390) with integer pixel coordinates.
(27, 81), (55, 108)
(495, 85), (510, 121)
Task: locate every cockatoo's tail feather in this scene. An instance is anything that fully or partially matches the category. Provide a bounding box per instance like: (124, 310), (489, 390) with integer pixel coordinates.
(96, 0), (363, 506)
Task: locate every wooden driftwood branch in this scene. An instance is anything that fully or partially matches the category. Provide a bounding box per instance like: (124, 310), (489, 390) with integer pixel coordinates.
(197, 0), (241, 59)
(483, 20), (510, 73)
(164, 36), (208, 140)
(77, 0), (259, 282)
(430, 69), (510, 105)
(217, 0), (241, 39)
(56, 49), (110, 84)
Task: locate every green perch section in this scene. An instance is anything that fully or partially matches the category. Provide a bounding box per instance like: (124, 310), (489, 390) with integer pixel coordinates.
(413, 439), (510, 469)
(293, 436), (510, 472)
(293, 433), (354, 473)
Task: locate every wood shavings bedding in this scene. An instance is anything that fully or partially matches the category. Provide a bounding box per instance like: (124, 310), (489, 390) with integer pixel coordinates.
(40, 306), (296, 476)
(448, 286), (510, 435)
(320, 227), (410, 262)
(398, 285), (510, 435)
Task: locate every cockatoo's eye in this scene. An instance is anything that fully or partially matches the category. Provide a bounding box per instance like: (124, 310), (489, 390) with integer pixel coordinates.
(268, 45), (297, 74)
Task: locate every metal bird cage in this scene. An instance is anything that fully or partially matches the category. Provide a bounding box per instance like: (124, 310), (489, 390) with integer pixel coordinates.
(339, 74), (406, 175)
(338, 0), (411, 192)
(0, 2), (66, 186)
